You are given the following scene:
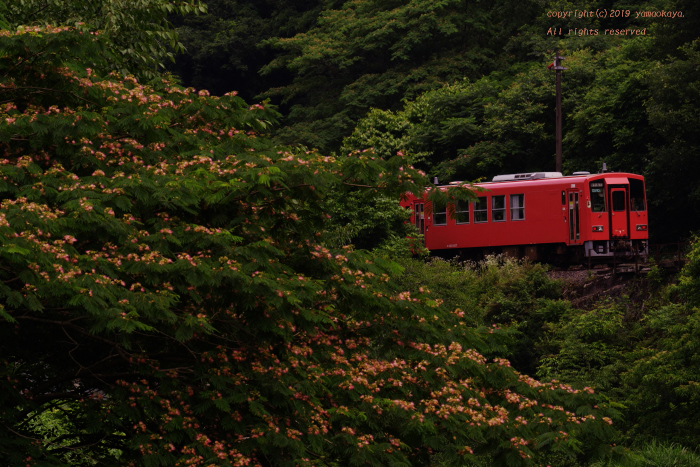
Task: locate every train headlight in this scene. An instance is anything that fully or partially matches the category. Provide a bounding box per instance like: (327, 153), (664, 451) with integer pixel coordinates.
(592, 226), (604, 232)
(636, 224), (648, 231)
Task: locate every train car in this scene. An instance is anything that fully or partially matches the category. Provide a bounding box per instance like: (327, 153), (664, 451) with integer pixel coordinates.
(401, 171), (649, 264)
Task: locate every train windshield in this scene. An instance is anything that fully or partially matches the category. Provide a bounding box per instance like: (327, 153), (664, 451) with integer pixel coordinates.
(589, 181), (606, 212)
(629, 178), (646, 211)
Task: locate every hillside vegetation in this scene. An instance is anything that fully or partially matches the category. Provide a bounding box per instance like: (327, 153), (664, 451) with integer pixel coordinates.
(2, 0), (700, 465)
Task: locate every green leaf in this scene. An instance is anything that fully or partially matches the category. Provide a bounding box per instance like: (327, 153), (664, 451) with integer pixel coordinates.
(0, 245), (30, 256)
(0, 304), (16, 323)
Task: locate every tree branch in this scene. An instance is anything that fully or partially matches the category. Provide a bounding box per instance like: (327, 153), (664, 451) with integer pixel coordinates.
(2, 86), (100, 107)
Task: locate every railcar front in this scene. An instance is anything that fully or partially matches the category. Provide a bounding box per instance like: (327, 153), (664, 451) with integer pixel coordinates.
(581, 173), (649, 262)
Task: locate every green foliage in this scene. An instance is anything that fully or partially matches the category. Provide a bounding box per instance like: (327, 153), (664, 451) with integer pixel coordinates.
(590, 441), (700, 467)
(463, 257), (562, 378)
(166, 0), (333, 101)
(563, 39), (656, 175)
(324, 190), (425, 258)
(646, 262), (667, 289)
(0, 1), (8, 29)
(342, 107), (433, 167)
(621, 303), (700, 446)
(391, 255), (569, 375)
(390, 256), (629, 465)
(261, 0), (542, 151)
(3, 0), (207, 80)
(0, 25), (618, 467)
(538, 299), (634, 394)
(614, 246), (700, 446)
(391, 257), (487, 328)
(677, 236), (700, 306)
(23, 402), (123, 466)
(346, 42), (657, 181)
(535, 240), (700, 448)
(645, 40), (700, 241)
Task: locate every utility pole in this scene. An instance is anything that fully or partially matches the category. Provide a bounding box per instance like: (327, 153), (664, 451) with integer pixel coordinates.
(550, 52), (567, 173)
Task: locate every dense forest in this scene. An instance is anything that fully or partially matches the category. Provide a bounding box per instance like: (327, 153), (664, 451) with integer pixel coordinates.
(167, 0), (700, 243)
(2, 0), (700, 466)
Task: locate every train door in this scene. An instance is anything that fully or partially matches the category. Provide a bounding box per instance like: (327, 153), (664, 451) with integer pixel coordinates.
(609, 187), (629, 238)
(414, 202), (425, 236)
(567, 191), (580, 243)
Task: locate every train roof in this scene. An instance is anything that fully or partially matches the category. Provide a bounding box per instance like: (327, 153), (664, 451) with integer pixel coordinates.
(438, 172), (644, 190)
(492, 172), (564, 182)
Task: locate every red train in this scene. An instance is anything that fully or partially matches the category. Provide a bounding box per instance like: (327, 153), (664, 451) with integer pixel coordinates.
(401, 171), (649, 264)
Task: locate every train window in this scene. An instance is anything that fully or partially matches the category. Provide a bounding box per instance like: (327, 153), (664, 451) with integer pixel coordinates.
(589, 181), (606, 212)
(455, 200), (470, 224)
(612, 191), (626, 212)
(433, 202), (447, 225)
(510, 194), (525, 220)
(492, 195), (506, 222)
(474, 197), (488, 223)
(629, 178), (646, 211)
